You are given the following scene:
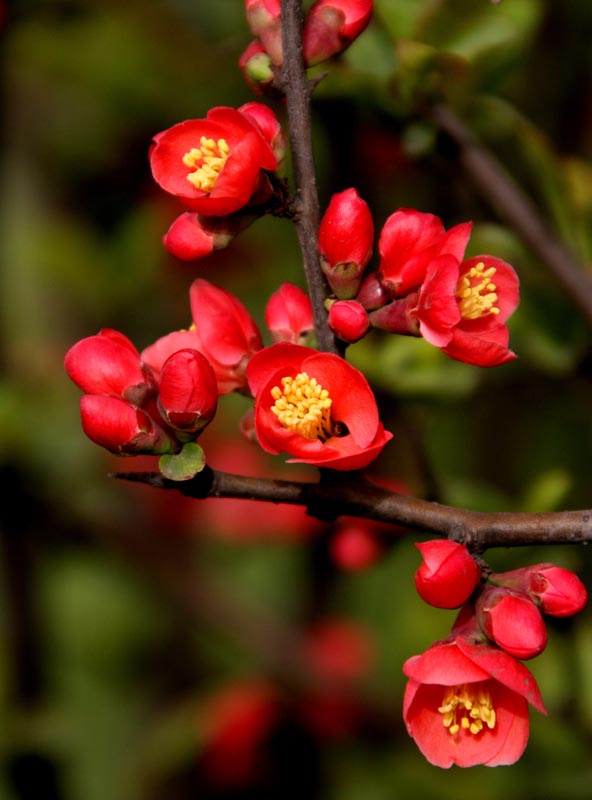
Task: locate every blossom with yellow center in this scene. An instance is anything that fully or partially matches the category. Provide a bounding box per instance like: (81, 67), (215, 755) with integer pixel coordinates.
(183, 137), (231, 192)
(456, 261), (500, 320)
(270, 371), (334, 441)
(438, 683), (496, 737)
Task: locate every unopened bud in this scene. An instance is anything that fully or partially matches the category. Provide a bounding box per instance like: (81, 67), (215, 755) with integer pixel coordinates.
(414, 539), (481, 609)
(303, 0), (373, 66)
(80, 395), (173, 455)
(476, 585), (548, 660)
(158, 349), (218, 436)
(327, 300), (369, 343)
(245, 0), (283, 65)
(265, 283), (314, 344)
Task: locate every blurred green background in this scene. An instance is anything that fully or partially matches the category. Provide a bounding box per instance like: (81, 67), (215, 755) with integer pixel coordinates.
(1, 0), (592, 798)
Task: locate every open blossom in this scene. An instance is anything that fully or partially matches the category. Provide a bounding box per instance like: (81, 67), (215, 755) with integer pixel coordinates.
(246, 343), (392, 470)
(142, 279), (263, 395)
(403, 629), (546, 768)
(378, 209), (472, 297)
(412, 255), (520, 367)
(149, 106), (278, 217)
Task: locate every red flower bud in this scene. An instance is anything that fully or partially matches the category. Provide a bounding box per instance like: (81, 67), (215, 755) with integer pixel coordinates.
(303, 0), (373, 66)
(318, 188), (373, 299)
(163, 212), (232, 261)
(157, 349), (218, 435)
(239, 40), (275, 95)
(64, 328), (155, 406)
(492, 563), (588, 618)
(265, 283), (314, 344)
(327, 300), (369, 343)
(414, 540), (481, 609)
(245, 0), (283, 65)
(355, 271), (389, 311)
(476, 586), (548, 660)
(79, 395), (173, 455)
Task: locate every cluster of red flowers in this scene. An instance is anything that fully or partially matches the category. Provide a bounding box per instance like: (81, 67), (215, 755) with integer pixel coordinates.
(320, 191), (520, 367)
(405, 540), (587, 767)
(65, 279), (393, 472)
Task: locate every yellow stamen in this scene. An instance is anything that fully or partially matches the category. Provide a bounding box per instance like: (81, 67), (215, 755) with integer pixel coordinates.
(270, 371), (335, 441)
(456, 261), (501, 320)
(438, 684), (496, 738)
(183, 137), (230, 192)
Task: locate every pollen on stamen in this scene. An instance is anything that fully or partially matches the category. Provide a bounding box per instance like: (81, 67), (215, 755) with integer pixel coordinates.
(182, 136), (231, 193)
(456, 262), (501, 320)
(438, 684), (496, 738)
(270, 371), (335, 441)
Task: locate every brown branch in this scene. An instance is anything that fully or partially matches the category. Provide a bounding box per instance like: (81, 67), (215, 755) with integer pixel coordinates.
(277, 0), (340, 354)
(116, 468), (592, 551)
(431, 103), (592, 326)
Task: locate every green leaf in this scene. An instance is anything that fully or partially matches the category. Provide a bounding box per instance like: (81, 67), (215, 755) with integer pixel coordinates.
(158, 442), (206, 482)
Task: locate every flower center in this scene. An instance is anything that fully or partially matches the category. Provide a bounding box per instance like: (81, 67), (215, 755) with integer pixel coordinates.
(456, 262), (500, 320)
(270, 371), (335, 441)
(438, 683), (496, 737)
(183, 137), (230, 192)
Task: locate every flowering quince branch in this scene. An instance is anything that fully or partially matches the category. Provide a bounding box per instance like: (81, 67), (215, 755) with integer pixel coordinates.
(63, 0), (592, 772)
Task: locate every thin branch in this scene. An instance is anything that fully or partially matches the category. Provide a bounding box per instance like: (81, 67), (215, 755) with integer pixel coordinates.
(277, 0), (340, 354)
(431, 103), (592, 326)
(116, 468), (592, 551)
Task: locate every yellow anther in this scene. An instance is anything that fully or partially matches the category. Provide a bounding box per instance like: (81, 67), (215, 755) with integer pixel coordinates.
(270, 371), (335, 441)
(456, 262), (501, 320)
(183, 137), (230, 192)
(438, 684), (496, 738)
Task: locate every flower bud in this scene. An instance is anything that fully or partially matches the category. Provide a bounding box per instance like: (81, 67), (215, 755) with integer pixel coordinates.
(65, 328), (155, 406)
(163, 212), (236, 261)
(157, 349), (218, 436)
(492, 563), (588, 618)
(355, 272), (389, 311)
(414, 540), (481, 609)
(303, 0), (373, 66)
(239, 40), (276, 95)
(79, 395), (173, 455)
(245, 0), (283, 65)
(265, 282), (314, 344)
(327, 300), (369, 343)
(318, 188), (374, 299)
(476, 585), (548, 660)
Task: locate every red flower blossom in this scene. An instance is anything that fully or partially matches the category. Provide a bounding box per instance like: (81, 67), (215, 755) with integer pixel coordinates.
(142, 279), (263, 395)
(403, 633), (546, 768)
(303, 0), (373, 66)
(64, 328), (155, 406)
(246, 343), (392, 470)
(149, 106), (277, 217)
(412, 254), (520, 367)
(265, 282), (314, 344)
(378, 209), (471, 297)
(414, 540), (481, 609)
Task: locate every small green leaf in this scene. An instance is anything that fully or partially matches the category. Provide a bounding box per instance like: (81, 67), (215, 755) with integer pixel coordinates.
(158, 442), (206, 482)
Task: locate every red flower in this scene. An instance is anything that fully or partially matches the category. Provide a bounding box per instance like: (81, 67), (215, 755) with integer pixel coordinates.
(142, 279), (263, 395)
(414, 540), (481, 609)
(378, 209), (471, 297)
(412, 254), (520, 367)
(476, 586), (548, 660)
(265, 282), (314, 344)
(318, 187), (374, 298)
(64, 328), (155, 406)
(79, 395), (173, 455)
(403, 634), (546, 767)
(149, 106), (277, 217)
(327, 300), (369, 343)
(493, 563), (588, 618)
(303, 0), (373, 66)
(246, 343), (392, 470)
(157, 349), (218, 435)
